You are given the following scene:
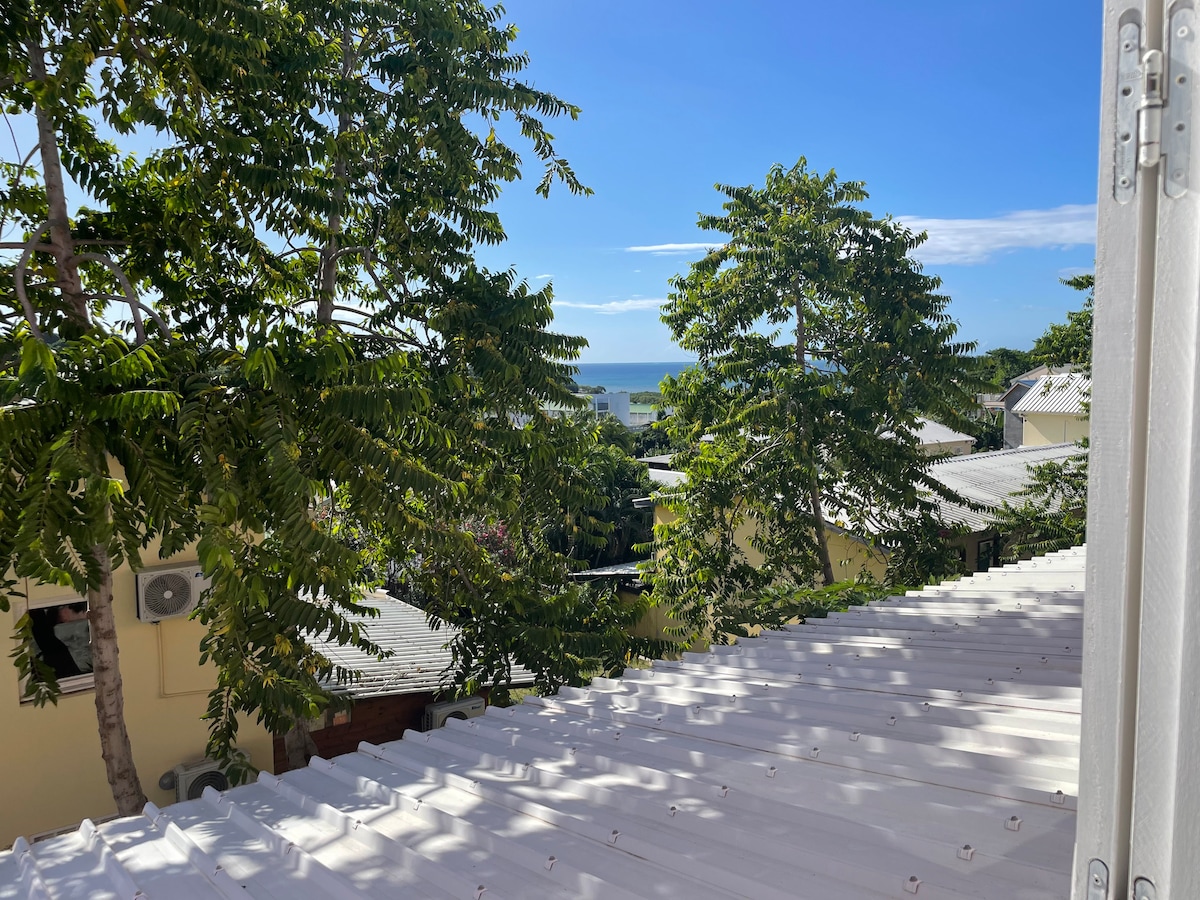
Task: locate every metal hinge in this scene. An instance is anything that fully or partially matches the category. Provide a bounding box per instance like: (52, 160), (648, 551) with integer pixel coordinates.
(1115, 8), (1195, 202)
(1086, 858), (1109, 900)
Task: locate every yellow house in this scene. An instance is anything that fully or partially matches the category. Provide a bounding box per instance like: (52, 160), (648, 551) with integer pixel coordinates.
(1012, 373), (1091, 446)
(3, 539), (273, 848)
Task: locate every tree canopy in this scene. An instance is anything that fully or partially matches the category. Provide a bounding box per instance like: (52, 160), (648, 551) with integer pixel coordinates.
(993, 274), (1094, 559)
(647, 159), (979, 641)
(1, 0), (596, 813)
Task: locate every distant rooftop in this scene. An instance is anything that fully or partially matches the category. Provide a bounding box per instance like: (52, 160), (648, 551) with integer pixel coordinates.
(1011, 373), (1091, 417)
(914, 417), (975, 447)
(311, 593), (533, 699)
(931, 442), (1086, 530)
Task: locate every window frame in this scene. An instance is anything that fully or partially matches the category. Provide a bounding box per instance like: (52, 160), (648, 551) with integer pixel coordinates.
(12, 593), (95, 700)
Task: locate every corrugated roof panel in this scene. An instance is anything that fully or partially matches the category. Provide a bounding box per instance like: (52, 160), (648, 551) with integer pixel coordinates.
(312, 593), (533, 698)
(1, 549), (1085, 899)
(930, 442), (1086, 529)
(1011, 374), (1092, 415)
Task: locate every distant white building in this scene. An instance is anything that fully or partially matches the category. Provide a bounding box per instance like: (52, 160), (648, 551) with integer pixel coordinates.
(585, 392), (630, 425)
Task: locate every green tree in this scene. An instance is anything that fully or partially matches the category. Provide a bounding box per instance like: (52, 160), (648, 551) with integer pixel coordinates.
(1033, 274), (1094, 373)
(992, 274), (1094, 558)
(2, 0), (587, 814)
(647, 159), (978, 641)
(969, 347), (1038, 390)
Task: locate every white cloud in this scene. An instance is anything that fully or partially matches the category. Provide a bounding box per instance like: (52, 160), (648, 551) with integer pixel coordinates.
(899, 204), (1096, 265)
(624, 242), (724, 256)
(535, 273), (553, 279)
(555, 297), (666, 315)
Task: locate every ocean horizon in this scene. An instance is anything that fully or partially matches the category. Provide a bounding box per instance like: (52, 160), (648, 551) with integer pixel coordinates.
(572, 361), (695, 393)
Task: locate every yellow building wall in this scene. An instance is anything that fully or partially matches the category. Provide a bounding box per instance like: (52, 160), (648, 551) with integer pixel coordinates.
(648, 505), (891, 646)
(2, 543), (273, 848)
(1021, 413), (1089, 446)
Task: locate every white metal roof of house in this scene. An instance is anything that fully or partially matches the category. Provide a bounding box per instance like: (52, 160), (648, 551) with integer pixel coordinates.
(313, 592), (533, 699)
(647, 467), (686, 487)
(1011, 374), (1091, 416)
(930, 442), (1085, 531)
(0, 548), (1085, 899)
(914, 418), (976, 447)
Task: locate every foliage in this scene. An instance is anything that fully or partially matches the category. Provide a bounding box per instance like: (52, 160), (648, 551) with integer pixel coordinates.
(968, 347), (1037, 390)
(629, 391), (664, 404)
(1, 0), (593, 811)
(631, 419), (682, 459)
(1033, 274), (1094, 374)
(990, 273), (1094, 556)
(992, 449), (1089, 559)
(646, 158), (980, 642)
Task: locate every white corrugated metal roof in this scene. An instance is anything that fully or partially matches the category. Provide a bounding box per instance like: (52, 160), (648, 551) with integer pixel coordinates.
(914, 417), (975, 447)
(1011, 374), (1091, 416)
(930, 442), (1085, 531)
(647, 467), (686, 487)
(0, 548), (1085, 898)
(314, 593), (533, 699)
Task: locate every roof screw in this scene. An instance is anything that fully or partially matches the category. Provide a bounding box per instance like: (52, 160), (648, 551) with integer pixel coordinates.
(1123, 39), (1134, 51)
(954, 690), (963, 697)
(888, 716), (897, 726)
(730, 695), (737, 703)
(922, 702), (931, 711)
(613, 732), (621, 741)
(545, 856), (557, 871)
(718, 785), (729, 797)
(766, 765), (778, 778)
(957, 844), (975, 861)
(413, 798), (422, 811)
(904, 875), (921, 893)
(1014, 667), (1021, 673)
(1005, 815), (1022, 832)
(668, 805), (677, 816)
(475, 886), (487, 899)
(1051, 790), (1066, 805)
(986, 678), (994, 685)
(568, 747), (577, 757)
(608, 830), (620, 844)
(1041, 657), (1048, 664)
(809, 747), (820, 759)
(850, 732), (861, 741)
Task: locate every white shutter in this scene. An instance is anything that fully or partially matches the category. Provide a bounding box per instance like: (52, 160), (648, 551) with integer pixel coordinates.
(1078, 3), (1200, 898)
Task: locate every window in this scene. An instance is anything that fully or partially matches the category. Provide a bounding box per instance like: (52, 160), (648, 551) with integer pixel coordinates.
(596, 400), (609, 412)
(20, 596), (93, 697)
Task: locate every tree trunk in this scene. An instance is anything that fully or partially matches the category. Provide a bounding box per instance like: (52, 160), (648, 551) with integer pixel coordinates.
(317, 33), (354, 326)
(30, 39), (146, 814)
(89, 545), (147, 815)
(284, 717), (319, 770)
(27, 41), (87, 323)
(795, 298), (836, 586)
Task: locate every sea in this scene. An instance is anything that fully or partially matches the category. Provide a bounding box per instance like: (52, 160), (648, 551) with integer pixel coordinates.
(572, 361), (695, 393)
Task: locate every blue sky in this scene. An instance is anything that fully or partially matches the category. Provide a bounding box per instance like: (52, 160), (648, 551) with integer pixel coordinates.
(474, 1), (1102, 363)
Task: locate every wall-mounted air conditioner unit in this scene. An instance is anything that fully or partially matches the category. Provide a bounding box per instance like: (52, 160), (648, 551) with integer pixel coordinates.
(423, 695), (485, 731)
(173, 758), (229, 803)
(136, 566), (208, 622)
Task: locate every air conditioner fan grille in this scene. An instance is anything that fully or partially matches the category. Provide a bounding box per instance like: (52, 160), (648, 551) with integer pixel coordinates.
(185, 768), (229, 800)
(142, 573), (194, 618)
